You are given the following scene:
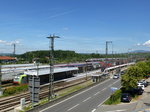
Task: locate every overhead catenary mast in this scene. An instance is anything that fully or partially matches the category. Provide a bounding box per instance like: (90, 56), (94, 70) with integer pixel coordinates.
(106, 41), (112, 59)
(47, 34), (60, 101)
(13, 43), (16, 56)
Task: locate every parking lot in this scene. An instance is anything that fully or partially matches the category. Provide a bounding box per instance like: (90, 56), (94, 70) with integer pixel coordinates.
(95, 78), (150, 112)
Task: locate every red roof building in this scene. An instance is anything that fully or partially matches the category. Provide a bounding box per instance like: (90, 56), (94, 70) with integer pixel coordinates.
(0, 56), (16, 63)
(0, 56), (15, 60)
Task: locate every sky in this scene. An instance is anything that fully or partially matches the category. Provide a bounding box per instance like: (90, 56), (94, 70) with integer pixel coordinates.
(0, 0), (150, 54)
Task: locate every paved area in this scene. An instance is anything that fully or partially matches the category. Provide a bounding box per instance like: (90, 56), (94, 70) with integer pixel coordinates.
(37, 78), (121, 112)
(95, 78), (150, 112)
(95, 102), (137, 112)
(133, 78), (150, 112)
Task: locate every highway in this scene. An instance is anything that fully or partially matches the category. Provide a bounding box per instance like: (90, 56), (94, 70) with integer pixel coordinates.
(40, 78), (121, 112)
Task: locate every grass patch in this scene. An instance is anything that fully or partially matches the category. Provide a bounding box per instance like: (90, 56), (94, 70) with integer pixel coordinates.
(104, 88), (142, 105)
(56, 80), (92, 97)
(132, 94), (141, 101)
(104, 90), (122, 105)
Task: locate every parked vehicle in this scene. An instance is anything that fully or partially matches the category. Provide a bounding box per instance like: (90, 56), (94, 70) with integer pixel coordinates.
(137, 82), (145, 90)
(121, 87), (144, 97)
(120, 71), (125, 75)
(113, 74), (119, 79)
(140, 79), (148, 87)
(137, 79), (148, 89)
(121, 93), (131, 102)
(133, 87), (144, 95)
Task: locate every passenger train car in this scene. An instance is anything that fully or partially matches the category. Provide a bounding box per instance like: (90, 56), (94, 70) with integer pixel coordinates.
(13, 67), (79, 85)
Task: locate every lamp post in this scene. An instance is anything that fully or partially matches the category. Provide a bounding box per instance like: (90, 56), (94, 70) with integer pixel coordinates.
(47, 34), (60, 101)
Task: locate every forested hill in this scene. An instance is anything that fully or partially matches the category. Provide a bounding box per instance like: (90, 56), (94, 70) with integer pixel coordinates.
(13, 50), (150, 64)
(17, 50), (103, 63)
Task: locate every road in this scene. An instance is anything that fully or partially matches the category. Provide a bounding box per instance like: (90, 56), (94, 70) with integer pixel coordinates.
(40, 78), (121, 112)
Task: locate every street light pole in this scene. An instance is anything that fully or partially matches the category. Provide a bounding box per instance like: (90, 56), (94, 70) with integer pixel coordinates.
(47, 34), (60, 101)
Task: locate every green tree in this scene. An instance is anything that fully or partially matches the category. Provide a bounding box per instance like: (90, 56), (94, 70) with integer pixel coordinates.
(136, 61), (150, 77)
(121, 65), (144, 90)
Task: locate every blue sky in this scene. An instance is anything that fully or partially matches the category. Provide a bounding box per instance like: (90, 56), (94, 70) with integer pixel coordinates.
(0, 0), (150, 54)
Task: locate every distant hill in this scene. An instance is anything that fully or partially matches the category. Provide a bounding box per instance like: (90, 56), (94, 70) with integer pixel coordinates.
(0, 53), (13, 56)
(131, 50), (150, 53)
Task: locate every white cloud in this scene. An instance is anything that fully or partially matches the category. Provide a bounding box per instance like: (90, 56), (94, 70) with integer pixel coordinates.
(48, 10), (74, 19)
(63, 27), (69, 31)
(0, 40), (20, 45)
(136, 43), (141, 46)
(143, 40), (150, 47)
(0, 40), (6, 44)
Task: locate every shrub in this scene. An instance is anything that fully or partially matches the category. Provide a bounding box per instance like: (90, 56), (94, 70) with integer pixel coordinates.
(3, 84), (28, 96)
(104, 90), (122, 105)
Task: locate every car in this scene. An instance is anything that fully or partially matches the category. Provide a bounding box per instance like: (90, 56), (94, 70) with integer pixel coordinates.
(137, 79), (148, 89)
(120, 71), (125, 75)
(121, 87), (144, 96)
(140, 79), (148, 87)
(133, 87), (144, 95)
(121, 93), (132, 102)
(113, 74), (119, 79)
(137, 82), (145, 90)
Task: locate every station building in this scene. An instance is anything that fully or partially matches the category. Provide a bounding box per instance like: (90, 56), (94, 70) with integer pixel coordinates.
(0, 56), (16, 63)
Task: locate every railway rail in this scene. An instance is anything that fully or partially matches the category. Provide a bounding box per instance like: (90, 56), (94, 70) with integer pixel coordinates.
(0, 77), (90, 112)
(1, 82), (14, 88)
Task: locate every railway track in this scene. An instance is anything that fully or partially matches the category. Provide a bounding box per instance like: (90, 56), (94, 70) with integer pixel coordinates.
(0, 77), (89, 112)
(1, 83), (14, 88)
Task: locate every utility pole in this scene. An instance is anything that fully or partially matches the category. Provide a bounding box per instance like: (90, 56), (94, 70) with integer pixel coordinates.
(85, 61), (88, 80)
(111, 42), (114, 65)
(127, 48), (132, 63)
(106, 41), (112, 59)
(0, 65), (1, 90)
(112, 42), (113, 57)
(13, 43), (16, 57)
(0, 64), (2, 96)
(47, 34), (60, 101)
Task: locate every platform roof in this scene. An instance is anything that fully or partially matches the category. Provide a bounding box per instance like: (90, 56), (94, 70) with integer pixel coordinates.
(2, 63), (35, 68)
(24, 67), (79, 76)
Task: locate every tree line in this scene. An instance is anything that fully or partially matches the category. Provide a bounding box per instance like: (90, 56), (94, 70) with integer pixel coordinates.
(121, 58), (150, 90)
(16, 50), (129, 64)
(17, 50), (101, 63)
